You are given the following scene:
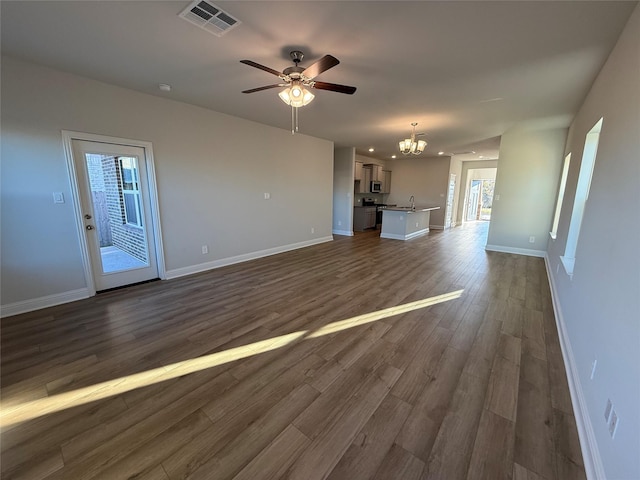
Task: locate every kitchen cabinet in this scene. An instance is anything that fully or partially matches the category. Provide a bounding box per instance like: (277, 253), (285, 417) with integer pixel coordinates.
(354, 161), (363, 181)
(363, 166), (372, 192)
(365, 164), (382, 181)
(353, 206), (377, 231)
(354, 161), (365, 193)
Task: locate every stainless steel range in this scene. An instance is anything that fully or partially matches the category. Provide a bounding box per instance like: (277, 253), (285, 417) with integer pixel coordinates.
(362, 198), (395, 226)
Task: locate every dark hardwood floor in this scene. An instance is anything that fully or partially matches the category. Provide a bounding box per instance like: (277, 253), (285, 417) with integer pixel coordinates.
(0, 222), (585, 480)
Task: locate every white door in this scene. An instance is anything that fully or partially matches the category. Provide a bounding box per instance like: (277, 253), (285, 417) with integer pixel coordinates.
(467, 180), (481, 221)
(72, 139), (160, 291)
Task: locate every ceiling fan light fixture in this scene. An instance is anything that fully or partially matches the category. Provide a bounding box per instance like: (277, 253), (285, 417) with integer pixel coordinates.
(278, 81), (314, 108)
(399, 122), (427, 155)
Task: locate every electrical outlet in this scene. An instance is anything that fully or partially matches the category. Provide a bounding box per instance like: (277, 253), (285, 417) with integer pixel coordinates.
(201, 245), (208, 254)
(416, 222), (419, 228)
(53, 192), (65, 204)
(338, 221), (342, 226)
(529, 236), (535, 243)
(609, 409), (619, 438)
(495, 194), (501, 201)
(264, 192), (270, 199)
(311, 227), (315, 234)
(590, 359), (598, 380)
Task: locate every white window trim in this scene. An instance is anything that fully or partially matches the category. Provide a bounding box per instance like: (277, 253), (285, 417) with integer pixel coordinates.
(561, 118), (603, 278)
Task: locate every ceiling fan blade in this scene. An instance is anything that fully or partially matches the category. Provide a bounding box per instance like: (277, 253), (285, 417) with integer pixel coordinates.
(301, 55), (340, 79)
(242, 84), (285, 94)
(311, 81), (357, 95)
(240, 60), (284, 78)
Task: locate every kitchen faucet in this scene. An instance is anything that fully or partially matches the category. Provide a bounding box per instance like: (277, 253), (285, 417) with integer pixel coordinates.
(409, 195), (415, 210)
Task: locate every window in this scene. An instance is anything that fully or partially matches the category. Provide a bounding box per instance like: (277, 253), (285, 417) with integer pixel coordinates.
(561, 118), (602, 276)
(118, 156), (143, 227)
(550, 153), (571, 240)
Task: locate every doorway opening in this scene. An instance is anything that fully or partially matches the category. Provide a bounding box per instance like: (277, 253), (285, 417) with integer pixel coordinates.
(86, 153), (148, 273)
(463, 167), (497, 223)
(466, 179), (495, 221)
(63, 131), (165, 294)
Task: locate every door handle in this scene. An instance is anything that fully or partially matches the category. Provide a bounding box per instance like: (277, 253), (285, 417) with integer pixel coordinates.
(84, 214), (92, 219)
(86, 225), (95, 230)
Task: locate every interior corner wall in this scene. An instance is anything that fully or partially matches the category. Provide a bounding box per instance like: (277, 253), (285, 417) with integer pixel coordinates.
(486, 128), (567, 254)
(387, 156), (451, 227)
(545, 5), (640, 479)
(333, 147), (355, 235)
(1, 55), (334, 311)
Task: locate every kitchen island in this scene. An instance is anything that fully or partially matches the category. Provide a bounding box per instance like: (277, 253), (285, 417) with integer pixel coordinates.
(380, 206), (440, 240)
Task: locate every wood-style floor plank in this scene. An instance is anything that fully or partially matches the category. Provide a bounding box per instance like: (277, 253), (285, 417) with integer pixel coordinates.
(0, 222), (585, 480)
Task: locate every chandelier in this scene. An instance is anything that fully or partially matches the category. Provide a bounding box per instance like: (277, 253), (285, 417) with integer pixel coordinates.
(399, 122), (427, 155)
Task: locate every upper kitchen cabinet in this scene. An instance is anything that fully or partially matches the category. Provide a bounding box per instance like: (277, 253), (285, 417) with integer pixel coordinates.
(354, 157), (390, 194)
(365, 164), (382, 182)
(363, 166), (372, 192)
(354, 161), (363, 181)
(354, 161), (365, 193)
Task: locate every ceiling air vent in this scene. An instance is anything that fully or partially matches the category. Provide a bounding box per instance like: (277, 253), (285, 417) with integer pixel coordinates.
(179, 0), (241, 37)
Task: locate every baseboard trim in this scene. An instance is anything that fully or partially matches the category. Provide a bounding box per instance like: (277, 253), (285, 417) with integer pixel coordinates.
(544, 254), (604, 480)
(429, 225), (444, 230)
(380, 228), (429, 241)
(485, 244), (546, 258)
(166, 236), (334, 280)
(332, 229), (353, 237)
(1, 288), (91, 318)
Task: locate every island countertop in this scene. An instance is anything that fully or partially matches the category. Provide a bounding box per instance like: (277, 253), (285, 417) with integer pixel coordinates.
(383, 206), (440, 213)
(380, 206), (440, 240)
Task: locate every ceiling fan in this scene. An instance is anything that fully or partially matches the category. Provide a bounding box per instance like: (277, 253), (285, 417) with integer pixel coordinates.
(240, 50), (357, 133)
(240, 50), (357, 97)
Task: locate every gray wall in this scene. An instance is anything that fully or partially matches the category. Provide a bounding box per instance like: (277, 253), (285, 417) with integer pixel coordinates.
(1, 56), (334, 308)
(487, 128), (567, 254)
(332, 147), (355, 235)
(387, 156), (451, 228)
(547, 5), (640, 478)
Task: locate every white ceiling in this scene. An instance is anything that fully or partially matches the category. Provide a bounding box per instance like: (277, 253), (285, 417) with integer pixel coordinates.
(1, 1), (637, 162)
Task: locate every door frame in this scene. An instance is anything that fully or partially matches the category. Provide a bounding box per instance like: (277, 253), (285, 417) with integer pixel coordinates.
(62, 130), (166, 295)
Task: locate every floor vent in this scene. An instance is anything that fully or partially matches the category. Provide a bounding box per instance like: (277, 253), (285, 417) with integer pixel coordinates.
(179, 0), (241, 37)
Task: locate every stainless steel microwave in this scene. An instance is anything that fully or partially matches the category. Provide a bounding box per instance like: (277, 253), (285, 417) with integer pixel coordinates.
(370, 181), (382, 193)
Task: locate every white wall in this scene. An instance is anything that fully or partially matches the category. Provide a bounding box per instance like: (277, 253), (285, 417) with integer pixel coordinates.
(387, 156), (451, 228)
(333, 147), (355, 236)
(546, 5), (640, 479)
(1, 56), (334, 312)
(487, 128), (567, 255)
(468, 168), (497, 181)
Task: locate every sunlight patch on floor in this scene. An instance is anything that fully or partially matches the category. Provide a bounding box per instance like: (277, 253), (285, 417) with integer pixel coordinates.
(0, 289), (463, 428)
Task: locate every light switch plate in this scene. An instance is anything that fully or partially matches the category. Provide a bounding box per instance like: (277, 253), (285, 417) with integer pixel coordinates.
(53, 192), (65, 204)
